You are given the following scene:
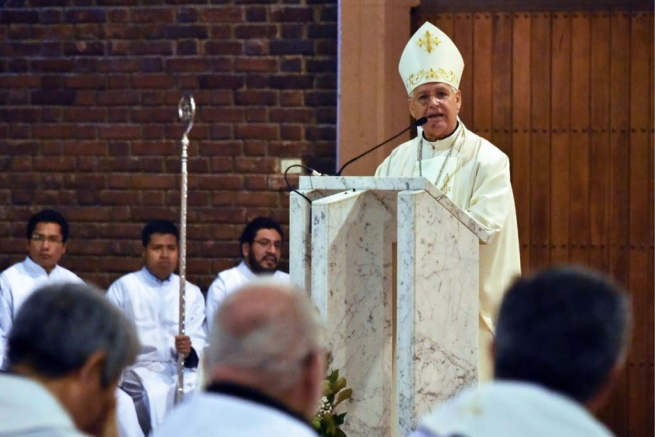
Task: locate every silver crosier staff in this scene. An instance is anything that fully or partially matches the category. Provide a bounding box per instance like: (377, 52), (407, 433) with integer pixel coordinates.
(175, 94), (195, 404)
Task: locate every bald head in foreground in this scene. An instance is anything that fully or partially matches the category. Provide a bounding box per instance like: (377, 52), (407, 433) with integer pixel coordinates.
(0, 282), (139, 437)
(410, 265), (632, 437)
(156, 279), (325, 437)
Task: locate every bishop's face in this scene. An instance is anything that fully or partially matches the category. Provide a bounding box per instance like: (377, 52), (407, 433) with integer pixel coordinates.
(409, 82), (461, 141)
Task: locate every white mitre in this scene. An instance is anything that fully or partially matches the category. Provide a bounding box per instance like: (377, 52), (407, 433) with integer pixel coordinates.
(398, 21), (464, 95)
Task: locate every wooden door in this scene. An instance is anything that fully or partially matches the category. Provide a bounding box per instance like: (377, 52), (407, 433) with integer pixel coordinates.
(413, 3), (654, 435)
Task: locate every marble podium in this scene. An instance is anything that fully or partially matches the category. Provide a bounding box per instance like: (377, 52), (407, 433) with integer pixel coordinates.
(289, 177), (492, 437)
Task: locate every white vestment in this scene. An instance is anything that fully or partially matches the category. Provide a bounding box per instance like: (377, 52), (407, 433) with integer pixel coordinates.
(205, 260), (290, 331)
(154, 388), (317, 437)
(411, 381), (614, 437)
(0, 372), (89, 437)
(376, 122), (521, 379)
(0, 257), (83, 368)
(106, 267), (207, 434)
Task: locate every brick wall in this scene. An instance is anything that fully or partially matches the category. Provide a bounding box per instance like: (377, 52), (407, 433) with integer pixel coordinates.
(0, 0), (338, 292)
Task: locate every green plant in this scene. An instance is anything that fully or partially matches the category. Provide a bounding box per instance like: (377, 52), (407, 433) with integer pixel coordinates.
(312, 369), (353, 437)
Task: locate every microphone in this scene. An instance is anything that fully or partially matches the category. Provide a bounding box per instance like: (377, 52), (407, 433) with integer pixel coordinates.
(335, 117), (428, 176)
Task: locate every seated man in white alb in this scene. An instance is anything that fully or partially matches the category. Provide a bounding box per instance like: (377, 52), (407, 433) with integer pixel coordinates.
(107, 219), (207, 436)
(0, 209), (144, 437)
(206, 217), (289, 330)
(0, 209), (83, 368)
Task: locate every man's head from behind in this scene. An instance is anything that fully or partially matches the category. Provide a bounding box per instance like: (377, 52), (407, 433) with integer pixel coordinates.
(206, 279), (325, 419)
(8, 282), (140, 436)
(26, 209), (70, 274)
(141, 219), (180, 281)
(239, 217), (284, 274)
(494, 266), (632, 411)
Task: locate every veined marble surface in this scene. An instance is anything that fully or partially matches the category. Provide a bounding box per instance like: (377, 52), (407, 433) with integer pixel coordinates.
(396, 190), (479, 436)
(299, 176), (491, 243)
(310, 189), (397, 436)
(289, 179), (481, 437)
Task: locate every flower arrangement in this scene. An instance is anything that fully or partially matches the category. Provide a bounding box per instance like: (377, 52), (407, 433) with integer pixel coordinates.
(312, 368), (353, 437)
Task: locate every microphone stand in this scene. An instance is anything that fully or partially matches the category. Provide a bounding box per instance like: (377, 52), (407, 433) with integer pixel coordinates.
(335, 117), (427, 176)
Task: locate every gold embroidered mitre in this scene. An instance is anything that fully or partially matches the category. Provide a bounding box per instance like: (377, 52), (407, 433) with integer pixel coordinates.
(398, 22), (464, 95)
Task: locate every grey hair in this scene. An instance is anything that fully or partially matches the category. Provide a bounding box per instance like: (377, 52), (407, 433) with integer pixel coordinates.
(207, 278), (324, 391)
(8, 282), (140, 387)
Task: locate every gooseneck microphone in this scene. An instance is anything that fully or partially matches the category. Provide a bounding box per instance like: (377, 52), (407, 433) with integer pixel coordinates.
(335, 116), (428, 176)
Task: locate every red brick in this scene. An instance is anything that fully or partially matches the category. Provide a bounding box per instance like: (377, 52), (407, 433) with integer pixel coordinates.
(244, 140), (267, 156)
(142, 191), (166, 206)
(40, 140), (64, 155)
(107, 174), (131, 188)
(132, 174), (177, 189)
(132, 141), (177, 156)
(166, 190), (210, 207)
(197, 207), (246, 224)
(98, 90), (139, 106)
(245, 107), (267, 122)
(235, 90), (278, 106)
(234, 124), (279, 140)
(65, 8), (106, 23)
(131, 41), (174, 56)
(99, 190), (140, 206)
(76, 157), (96, 172)
(138, 157), (166, 173)
(270, 108), (312, 123)
(201, 107), (245, 123)
(64, 141), (108, 156)
(268, 174), (293, 191)
(32, 90), (76, 105)
(280, 125), (302, 140)
(0, 10), (39, 24)
(235, 24), (277, 39)
(65, 75), (106, 89)
(64, 174), (106, 188)
(9, 125), (31, 139)
(167, 58), (211, 73)
(63, 107), (106, 123)
(63, 41), (105, 56)
(211, 157), (234, 173)
(209, 25), (232, 39)
(33, 125), (96, 140)
(132, 108), (175, 123)
(107, 8), (129, 23)
(280, 91), (304, 106)
(203, 7), (244, 23)
(235, 57), (278, 73)
(165, 25), (208, 39)
(244, 175), (267, 190)
(131, 74), (175, 89)
(204, 41), (243, 56)
(130, 207), (178, 222)
(106, 75), (130, 89)
(133, 8), (174, 23)
(103, 25), (139, 39)
(106, 110), (128, 123)
(98, 125), (142, 140)
(34, 190), (77, 205)
(176, 75), (199, 90)
(177, 39), (199, 56)
(235, 157), (277, 174)
(0, 108), (40, 123)
(190, 174), (243, 190)
(75, 91), (96, 106)
(11, 156), (32, 171)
